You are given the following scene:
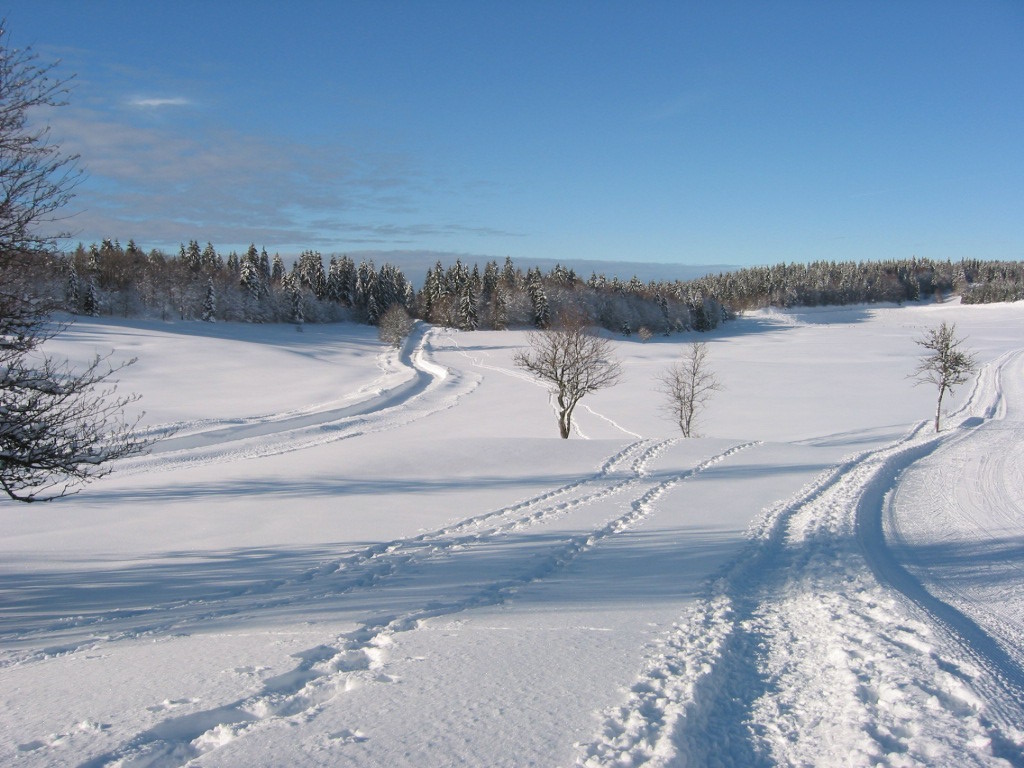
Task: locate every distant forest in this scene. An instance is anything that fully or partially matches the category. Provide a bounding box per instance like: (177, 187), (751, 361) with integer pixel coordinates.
(29, 238), (1024, 336)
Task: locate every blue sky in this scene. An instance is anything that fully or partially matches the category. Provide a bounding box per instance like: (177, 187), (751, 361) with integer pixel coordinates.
(11, 1), (1024, 267)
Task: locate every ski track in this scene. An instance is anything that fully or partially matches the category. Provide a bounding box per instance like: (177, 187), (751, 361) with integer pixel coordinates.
(885, 350), (1024, 672)
(118, 324), (478, 475)
(577, 350), (1024, 768)
(1, 437), (661, 664)
(69, 440), (760, 768)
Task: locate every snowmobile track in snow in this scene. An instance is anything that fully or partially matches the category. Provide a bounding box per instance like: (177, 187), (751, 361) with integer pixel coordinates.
(73, 441), (759, 768)
(2, 438), (667, 665)
(578, 350), (1024, 767)
(120, 323), (478, 473)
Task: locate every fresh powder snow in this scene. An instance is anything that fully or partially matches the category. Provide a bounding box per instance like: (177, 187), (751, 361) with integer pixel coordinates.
(1, 301), (1022, 767)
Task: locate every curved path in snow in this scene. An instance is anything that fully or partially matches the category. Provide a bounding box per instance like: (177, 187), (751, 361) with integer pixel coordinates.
(122, 323), (478, 472)
(579, 350), (1024, 768)
(867, 351), (1024, 748)
(883, 350), (1024, 674)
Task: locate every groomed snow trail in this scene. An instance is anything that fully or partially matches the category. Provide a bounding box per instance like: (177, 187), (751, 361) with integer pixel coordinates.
(578, 350), (1024, 767)
(68, 440), (759, 768)
(885, 351), (1024, 674)
(122, 323), (478, 472)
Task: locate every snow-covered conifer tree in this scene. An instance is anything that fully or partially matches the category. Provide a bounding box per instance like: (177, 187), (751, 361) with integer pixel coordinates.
(491, 287), (508, 330)
(83, 278), (99, 316)
(259, 248), (271, 281)
(459, 284), (478, 331)
(66, 265), (80, 312)
(201, 278), (217, 322)
(201, 242), (218, 271)
(528, 272), (550, 329)
(271, 253), (285, 285)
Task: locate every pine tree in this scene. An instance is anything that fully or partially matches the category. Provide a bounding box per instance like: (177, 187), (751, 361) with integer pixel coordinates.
(66, 264), (80, 312)
(184, 240), (202, 271)
(479, 260), (496, 300)
(290, 280), (304, 325)
(82, 278), (99, 316)
(239, 248), (264, 321)
(201, 277), (217, 322)
(502, 256), (517, 288)
(366, 293), (380, 325)
(295, 250), (326, 299)
(259, 248), (271, 281)
(201, 242), (218, 271)
(376, 263), (408, 312)
(240, 252), (262, 300)
(423, 261), (448, 323)
(326, 255), (354, 306)
(271, 253), (285, 285)
(459, 284), (478, 330)
(125, 239), (143, 262)
(528, 271), (550, 329)
(470, 263), (482, 295)
(355, 260), (377, 319)
(492, 286), (508, 330)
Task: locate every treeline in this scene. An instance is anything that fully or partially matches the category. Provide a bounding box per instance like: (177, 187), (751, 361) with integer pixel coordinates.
(47, 240), (726, 335)
(36, 240), (1024, 334)
(419, 257), (724, 335)
(689, 258), (1024, 310)
(956, 260), (1024, 305)
(59, 239), (413, 325)
(416, 255), (1024, 334)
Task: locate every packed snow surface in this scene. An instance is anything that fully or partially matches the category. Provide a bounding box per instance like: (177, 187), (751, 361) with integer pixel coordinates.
(1, 301), (1023, 767)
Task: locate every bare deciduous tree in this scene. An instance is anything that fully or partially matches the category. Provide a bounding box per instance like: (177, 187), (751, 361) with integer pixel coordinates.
(0, 349), (147, 501)
(377, 304), (414, 348)
(912, 321), (976, 433)
(658, 341), (721, 437)
(513, 313), (622, 439)
(0, 24), (149, 502)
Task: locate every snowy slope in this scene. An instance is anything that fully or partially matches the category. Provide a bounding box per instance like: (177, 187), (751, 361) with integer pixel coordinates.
(1, 301), (1022, 767)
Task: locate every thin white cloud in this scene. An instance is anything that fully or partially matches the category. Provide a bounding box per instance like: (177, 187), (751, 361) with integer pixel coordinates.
(43, 106), (485, 252)
(127, 96), (192, 108)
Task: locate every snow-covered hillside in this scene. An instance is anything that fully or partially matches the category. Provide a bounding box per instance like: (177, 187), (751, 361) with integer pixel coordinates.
(1, 301), (1022, 767)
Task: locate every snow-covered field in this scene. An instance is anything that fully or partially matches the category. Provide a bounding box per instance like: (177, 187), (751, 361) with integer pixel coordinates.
(1, 300), (1022, 767)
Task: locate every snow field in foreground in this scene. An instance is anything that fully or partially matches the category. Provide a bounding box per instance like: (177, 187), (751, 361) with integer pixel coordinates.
(1, 300), (1023, 767)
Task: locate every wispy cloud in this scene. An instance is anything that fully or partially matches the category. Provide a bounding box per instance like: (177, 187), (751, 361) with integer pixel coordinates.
(43, 105), (515, 254)
(126, 96), (192, 108)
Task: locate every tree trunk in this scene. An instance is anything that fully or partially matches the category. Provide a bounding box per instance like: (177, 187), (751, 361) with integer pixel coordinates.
(558, 394), (572, 439)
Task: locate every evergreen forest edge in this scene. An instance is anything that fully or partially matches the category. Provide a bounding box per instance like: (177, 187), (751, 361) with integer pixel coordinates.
(40, 239), (1024, 336)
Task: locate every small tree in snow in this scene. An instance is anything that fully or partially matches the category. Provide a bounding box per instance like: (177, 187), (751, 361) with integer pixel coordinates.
(658, 341), (722, 437)
(378, 304), (414, 347)
(912, 321), (976, 432)
(513, 312), (621, 439)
